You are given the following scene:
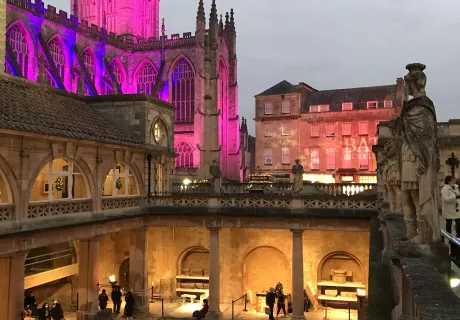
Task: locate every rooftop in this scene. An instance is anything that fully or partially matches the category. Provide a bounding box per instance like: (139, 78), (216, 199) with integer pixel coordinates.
(255, 80), (301, 97)
(0, 75), (143, 147)
(302, 84), (397, 113)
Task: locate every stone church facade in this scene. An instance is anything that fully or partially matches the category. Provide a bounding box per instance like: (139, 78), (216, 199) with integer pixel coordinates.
(4, 0), (251, 182)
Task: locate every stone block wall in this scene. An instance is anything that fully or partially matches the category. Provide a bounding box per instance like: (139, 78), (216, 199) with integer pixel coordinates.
(97, 227), (370, 305)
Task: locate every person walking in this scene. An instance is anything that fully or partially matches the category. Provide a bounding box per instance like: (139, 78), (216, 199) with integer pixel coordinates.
(125, 291), (135, 320)
(99, 289), (109, 310)
(441, 175), (460, 260)
(111, 286), (122, 314)
(265, 288), (276, 320)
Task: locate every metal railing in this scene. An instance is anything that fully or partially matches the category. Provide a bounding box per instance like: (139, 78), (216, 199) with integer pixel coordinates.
(25, 249), (74, 267)
(150, 297), (164, 317)
(441, 229), (460, 266)
(231, 293), (248, 320)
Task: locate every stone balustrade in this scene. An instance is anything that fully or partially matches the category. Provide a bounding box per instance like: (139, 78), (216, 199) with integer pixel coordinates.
(27, 199), (91, 219)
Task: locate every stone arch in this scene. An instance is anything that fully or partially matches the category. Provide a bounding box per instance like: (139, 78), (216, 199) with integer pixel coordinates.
(150, 116), (171, 147)
(133, 58), (158, 95)
(174, 139), (195, 168)
(119, 258), (130, 287)
(6, 20), (36, 79)
(177, 246), (209, 275)
(101, 160), (143, 197)
(167, 54), (196, 79)
(108, 56), (127, 92)
(242, 246), (291, 303)
(316, 251), (365, 284)
(25, 241), (78, 277)
(0, 154), (19, 207)
(80, 45), (99, 81)
(27, 155), (95, 203)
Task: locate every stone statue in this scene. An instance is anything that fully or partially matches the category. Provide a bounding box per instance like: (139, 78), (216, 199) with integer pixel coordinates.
(209, 159), (222, 194)
(399, 63), (440, 244)
(384, 118), (403, 213)
(292, 159), (304, 194)
(378, 156), (389, 203)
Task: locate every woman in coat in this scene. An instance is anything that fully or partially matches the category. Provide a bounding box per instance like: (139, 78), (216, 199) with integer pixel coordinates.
(124, 291), (135, 320)
(50, 302), (63, 320)
(38, 303), (51, 320)
(441, 175), (460, 260)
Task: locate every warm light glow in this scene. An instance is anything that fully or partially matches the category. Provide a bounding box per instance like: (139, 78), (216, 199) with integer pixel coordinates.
(451, 278), (460, 288)
(183, 178), (191, 186)
(303, 174), (334, 183)
(109, 275), (116, 282)
(342, 176), (354, 182)
(357, 288), (366, 297)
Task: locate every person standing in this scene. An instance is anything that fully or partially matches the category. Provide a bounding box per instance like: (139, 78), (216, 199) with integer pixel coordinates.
(441, 175), (460, 260)
(111, 286), (122, 314)
(265, 288), (276, 320)
(125, 291), (135, 320)
(50, 301), (63, 320)
(275, 290), (286, 317)
(38, 302), (51, 320)
(99, 289), (109, 310)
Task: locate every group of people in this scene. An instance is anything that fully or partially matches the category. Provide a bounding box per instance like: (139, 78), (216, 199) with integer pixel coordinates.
(24, 291), (64, 320)
(264, 283), (311, 319)
(98, 287), (134, 319)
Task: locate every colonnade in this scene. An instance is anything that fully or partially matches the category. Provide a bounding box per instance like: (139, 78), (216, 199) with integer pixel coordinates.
(0, 228), (307, 320)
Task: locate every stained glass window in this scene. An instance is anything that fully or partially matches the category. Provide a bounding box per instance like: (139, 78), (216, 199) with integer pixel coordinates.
(175, 141), (194, 168)
(81, 48), (96, 95)
(6, 24), (29, 78)
(171, 59), (195, 123)
(47, 37), (66, 84)
(137, 62), (158, 95)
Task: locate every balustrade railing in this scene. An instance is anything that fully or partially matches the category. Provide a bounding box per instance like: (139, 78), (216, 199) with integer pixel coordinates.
(0, 204), (13, 221)
(316, 183), (376, 196)
(101, 196), (141, 211)
(27, 199), (91, 219)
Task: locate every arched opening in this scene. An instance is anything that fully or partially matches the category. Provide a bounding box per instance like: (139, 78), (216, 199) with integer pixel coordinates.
(103, 163), (139, 197)
(243, 246), (290, 303)
(25, 242), (77, 276)
(30, 158), (90, 202)
(119, 258), (130, 288)
(6, 22), (31, 78)
(176, 247), (210, 298)
(170, 58), (195, 123)
(80, 47), (97, 95)
(175, 141), (194, 168)
(135, 61), (158, 95)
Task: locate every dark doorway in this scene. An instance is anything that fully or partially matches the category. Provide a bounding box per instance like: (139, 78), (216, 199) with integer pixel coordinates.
(119, 258), (130, 288)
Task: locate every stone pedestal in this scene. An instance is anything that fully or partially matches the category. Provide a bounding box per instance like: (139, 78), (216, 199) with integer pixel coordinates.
(205, 227), (222, 320)
(129, 227), (150, 316)
(0, 251), (28, 320)
(77, 238), (100, 320)
(291, 229), (305, 320)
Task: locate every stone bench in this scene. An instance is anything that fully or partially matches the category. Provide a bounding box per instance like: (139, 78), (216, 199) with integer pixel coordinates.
(181, 294), (196, 303)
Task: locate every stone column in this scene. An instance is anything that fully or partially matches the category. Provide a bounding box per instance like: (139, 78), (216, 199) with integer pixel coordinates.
(0, 0), (6, 74)
(291, 229), (305, 320)
(0, 251), (28, 320)
(205, 227), (223, 320)
(129, 227), (150, 316)
(77, 238), (100, 320)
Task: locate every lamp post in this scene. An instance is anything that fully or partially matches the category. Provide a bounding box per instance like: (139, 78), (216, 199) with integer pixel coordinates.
(356, 288), (367, 308)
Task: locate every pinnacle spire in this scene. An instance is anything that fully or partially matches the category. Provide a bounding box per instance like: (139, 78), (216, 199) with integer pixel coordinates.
(219, 14), (224, 34)
(230, 8), (235, 29)
(162, 18), (166, 36)
(197, 0), (205, 22)
(210, 0), (218, 22)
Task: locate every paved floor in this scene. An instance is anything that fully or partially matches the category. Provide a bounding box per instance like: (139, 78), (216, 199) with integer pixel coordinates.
(26, 302), (357, 320)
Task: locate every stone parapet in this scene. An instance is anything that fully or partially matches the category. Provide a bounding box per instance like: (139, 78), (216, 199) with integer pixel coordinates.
(374, 205), (460, 319)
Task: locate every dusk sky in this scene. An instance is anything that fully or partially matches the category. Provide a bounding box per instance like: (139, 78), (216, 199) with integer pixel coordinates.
(47, 0), (460, 135)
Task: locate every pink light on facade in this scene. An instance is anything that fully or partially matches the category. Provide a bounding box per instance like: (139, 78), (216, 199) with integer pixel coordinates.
(171, 58), (195, 123)
(81, 47), (96, 95)
(6, 22), (33, 79)
(136, 61), (158, 95)
(175, 141), (194, 168)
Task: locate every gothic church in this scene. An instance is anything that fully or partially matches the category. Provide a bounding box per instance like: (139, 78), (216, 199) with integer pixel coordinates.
(5, 0), (249, 182)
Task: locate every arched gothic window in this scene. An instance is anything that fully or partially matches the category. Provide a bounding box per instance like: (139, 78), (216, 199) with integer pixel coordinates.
(6, 24), (30, 78)
(102, 60), (124, 95)
(30, 159), (89, 202)
(171, 59), (195, 123)
(175, 141), (194, 168)
(103, 164), (139, 197)
(218, 60), (228, 146)
(136, 62), (158, 95)
(47, 37), (66, 84)
(81, 48), (96, 95)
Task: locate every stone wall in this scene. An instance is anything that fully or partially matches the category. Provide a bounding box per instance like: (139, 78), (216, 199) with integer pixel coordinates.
(32, 276), (78, 311)
(97, 227), (370, 304)
(0, 0), (5, 74)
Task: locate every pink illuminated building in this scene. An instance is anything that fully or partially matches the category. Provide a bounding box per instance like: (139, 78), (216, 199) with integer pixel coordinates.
(4, 0), (250, 182)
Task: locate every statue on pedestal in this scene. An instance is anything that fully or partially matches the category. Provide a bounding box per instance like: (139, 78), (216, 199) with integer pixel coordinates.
(292, 159), (304, 194)
(399, 63), (440, 243)
(385, 118), (403, 213)
(378, 156), (389, 203)
(209, 160), (222, 194)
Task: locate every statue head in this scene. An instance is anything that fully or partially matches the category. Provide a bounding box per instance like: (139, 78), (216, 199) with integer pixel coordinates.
(212, 160), (217, 165)
(404, 63), (427, 98)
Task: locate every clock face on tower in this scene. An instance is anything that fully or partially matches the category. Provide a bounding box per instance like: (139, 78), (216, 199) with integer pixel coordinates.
(153, 120), (165, 144)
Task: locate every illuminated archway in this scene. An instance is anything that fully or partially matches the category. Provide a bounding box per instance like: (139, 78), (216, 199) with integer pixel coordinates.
(317, 251), (365, 284)
(6, 21), (34, 79)
(175, 141), (194, 168)
(103, 163), (140, 197)
(134, 59), (158, 95)
(29, 158), (90, 202)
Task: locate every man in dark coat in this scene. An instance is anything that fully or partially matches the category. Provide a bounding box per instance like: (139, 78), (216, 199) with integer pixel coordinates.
(265, 288), (276, 320)
(111, 286), (122, 314)
(99, 289), (109, 310)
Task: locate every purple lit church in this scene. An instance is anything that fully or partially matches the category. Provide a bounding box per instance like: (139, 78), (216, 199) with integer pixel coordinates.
(5, 0), (254, 181)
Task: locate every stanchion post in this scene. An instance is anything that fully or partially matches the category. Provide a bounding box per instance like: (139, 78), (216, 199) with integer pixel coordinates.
(243, 293), (248, 312)
(161, 298), (164, 317)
